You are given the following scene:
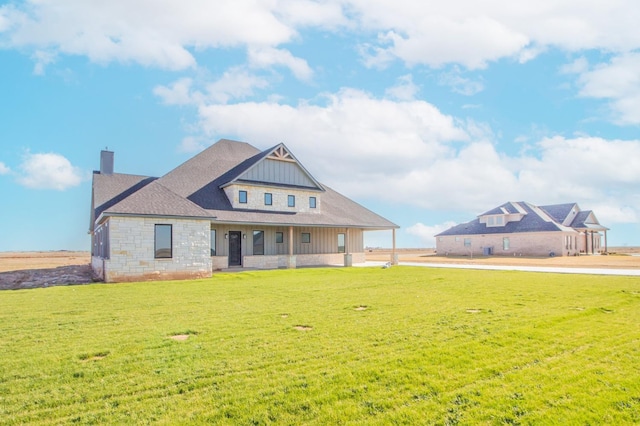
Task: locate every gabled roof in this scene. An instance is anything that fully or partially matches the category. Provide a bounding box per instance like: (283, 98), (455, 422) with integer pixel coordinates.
(89, 172), (156, 231)
(91, 139), (397, 230)
(221, 143), (324, 191)
(436, 201), (582, 237)
(571, 210), (609, 231)
(539, 203), (578, 224)
(102, 180), (212, 219)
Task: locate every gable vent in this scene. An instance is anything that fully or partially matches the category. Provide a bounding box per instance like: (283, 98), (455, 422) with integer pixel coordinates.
(268, 145), (295, 162)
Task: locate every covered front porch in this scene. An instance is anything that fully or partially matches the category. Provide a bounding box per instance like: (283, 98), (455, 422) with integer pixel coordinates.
(210, 223), (397, 270)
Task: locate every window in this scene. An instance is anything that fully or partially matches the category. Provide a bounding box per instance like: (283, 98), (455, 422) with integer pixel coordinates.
(496, 216), (504, 225)
(93, 222), (110, 259)
(239, 190), (247, 204)
(288, 195), (295, 207)
(301, 232), (311, 243)
(338, 233), (345, 253)
(155, 224), (172, 258)
(488, 216), (495, 226)
(309, 196), (316, 209)
(276, 231), (284, 244)
(464, 238), (471, 247)
(210, 229), (216, 256)
(503, 237), (510, 250)
(253, 230), (264, 255)
(264, 193), (272, 206)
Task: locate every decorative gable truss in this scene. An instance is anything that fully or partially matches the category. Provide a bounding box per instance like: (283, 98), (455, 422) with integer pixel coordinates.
(221, 143), (325, 212)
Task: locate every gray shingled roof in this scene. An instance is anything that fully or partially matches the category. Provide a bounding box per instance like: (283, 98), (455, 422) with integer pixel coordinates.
(104, 180), (212, 218)
(539, 203), (577, 223)
(436, 201), (569, 237)
(90, 172), (156, 231)
(92, 139), (397, 229)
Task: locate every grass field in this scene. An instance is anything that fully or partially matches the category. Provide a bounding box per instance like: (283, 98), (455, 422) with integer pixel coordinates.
(1, 266), (639, 424)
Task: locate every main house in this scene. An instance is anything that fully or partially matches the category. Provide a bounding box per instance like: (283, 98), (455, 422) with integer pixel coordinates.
(435, 201), (608, 257)
(90, 139), (398, 282)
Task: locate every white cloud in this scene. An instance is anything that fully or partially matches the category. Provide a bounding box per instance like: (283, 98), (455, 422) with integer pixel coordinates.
(187, 87), (640, 226)
(154, 70), (270, 106)
(575, 52), (640, 124)
(0, 0), (300, 71)
(351, 1), (640, 69)
(385, 74), (419, 100)
(177, 136), (208, 153)
(0, 161), (10, 175)
(205, 68), (270, 104)
(247, 47), (313, 81)
(5, 0), (640, 74)
(438, 66), (484, 96)
(17, 153), (84, 190)
(153, 78), (197, 106)
(406, 221), (457, 247)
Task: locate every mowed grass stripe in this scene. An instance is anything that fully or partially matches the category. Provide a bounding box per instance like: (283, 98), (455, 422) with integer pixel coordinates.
(0, 266), (639, 424)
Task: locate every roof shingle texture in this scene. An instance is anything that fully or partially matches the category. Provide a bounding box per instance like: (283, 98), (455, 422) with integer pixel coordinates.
(92, 139), (397, 229)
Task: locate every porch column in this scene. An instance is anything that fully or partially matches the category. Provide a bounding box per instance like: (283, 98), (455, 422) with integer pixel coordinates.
(345, 228), (350, 254)
(590, 231), (595, 254)
(391, 228), (398, 265)
(604, 230), (608, 254)
(287, 226), (296, 268)
(584, 230), (589, 254)
(344, 228), (352, 267)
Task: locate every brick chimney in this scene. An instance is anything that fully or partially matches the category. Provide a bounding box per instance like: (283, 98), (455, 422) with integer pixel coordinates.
(100, 150), (114, 175)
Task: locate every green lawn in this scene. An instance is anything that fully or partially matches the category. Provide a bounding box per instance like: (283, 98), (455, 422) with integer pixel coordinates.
(1, 266), (639, 424)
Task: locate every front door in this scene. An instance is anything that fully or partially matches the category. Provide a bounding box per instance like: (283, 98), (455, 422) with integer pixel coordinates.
(228, 231), (242, 266)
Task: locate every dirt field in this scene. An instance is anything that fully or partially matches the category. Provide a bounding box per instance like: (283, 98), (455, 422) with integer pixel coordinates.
(366, 247), (640, 269)
(0, 251), (93, 290)
(0, 251), (91, 272)
(0, 248), (638, 290)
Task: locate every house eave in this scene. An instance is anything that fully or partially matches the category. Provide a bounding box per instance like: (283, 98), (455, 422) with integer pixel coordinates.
(95, 211), (217, 226)
(210, 218), (398, 230)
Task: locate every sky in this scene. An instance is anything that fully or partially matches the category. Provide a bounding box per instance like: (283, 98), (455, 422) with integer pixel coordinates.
(1, 0), (640, 251)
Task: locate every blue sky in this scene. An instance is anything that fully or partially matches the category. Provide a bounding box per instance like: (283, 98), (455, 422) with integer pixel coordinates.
(1, 0), (640, 251)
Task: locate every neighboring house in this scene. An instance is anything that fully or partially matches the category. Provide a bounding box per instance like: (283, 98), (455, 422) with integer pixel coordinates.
(435, 201), (608, 257)
(90, 139), (398, 282)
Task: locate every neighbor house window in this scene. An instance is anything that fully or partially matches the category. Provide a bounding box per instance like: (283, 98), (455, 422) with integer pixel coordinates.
(155, 224), (172, 258)
(503, 237), (510, 250)
(496, 216), (504, 225)
(338, 233), (345, 253)
(488, 216), (495, 226)
(464, 238), (471, 247)
(239, 190), (247, 204)
(301, 232), (311, 243)
(253, 230), (264, 255)
(288, 195), (295, 207)
(210, 229), (216, 256)
(309, 197), (316, 209)
(276, 232), (284, 244)
(265, 193), (272, 206)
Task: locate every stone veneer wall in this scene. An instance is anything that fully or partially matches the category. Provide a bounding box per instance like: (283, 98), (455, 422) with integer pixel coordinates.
(100, 216), (212, 282)
(436, 231), (577, 257)
(223, 183), (321, 213)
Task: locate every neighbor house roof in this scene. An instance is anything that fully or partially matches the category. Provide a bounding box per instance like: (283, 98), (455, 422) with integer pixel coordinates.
(92, 139), (397, 230)
(435, 201), (605, 237)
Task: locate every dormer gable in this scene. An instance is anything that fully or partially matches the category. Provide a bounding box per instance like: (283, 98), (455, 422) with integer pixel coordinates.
(220, 143), (325, 212)
(478, 202), (526, 227)
(222, 143), (324, 191)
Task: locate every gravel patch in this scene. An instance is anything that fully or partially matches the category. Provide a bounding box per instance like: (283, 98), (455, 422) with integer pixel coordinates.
(0, 264), (97, 290)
